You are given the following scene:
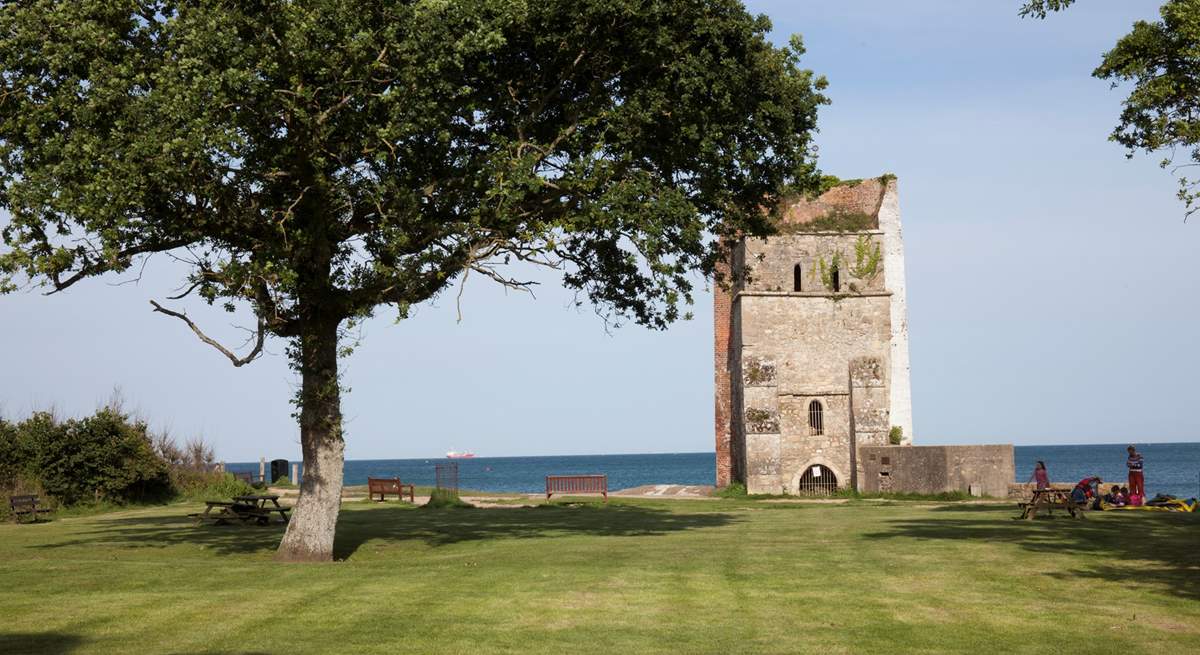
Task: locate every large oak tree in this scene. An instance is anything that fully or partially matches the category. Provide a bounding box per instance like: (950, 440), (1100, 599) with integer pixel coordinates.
(0, 0), (827, 561)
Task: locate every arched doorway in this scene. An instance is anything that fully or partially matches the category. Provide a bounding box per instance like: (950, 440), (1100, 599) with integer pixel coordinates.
(797, 464), (839, 496)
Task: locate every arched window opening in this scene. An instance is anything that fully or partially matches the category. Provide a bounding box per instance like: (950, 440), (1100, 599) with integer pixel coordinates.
(793, 264), (803, 292)
(798, 464), (838, 495)
(808, 400), (824, 436)
(830, 262), (841, 292)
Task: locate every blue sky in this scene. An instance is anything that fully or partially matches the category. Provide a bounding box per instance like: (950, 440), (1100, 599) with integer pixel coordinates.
(2, 1), (1195, 461)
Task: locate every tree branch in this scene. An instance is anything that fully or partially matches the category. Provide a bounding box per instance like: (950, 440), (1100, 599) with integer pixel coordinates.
(149, 300), (265, 367)
(45, 238), (192, 295)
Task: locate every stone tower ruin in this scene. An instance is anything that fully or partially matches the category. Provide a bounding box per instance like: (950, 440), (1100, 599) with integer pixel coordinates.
(714, 175), (913, 494)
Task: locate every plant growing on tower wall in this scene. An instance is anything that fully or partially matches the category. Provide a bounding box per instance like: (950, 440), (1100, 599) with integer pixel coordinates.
(0, 0), (828, 561)
(811, 235), (880, 294)
(849, 235), (881, 282)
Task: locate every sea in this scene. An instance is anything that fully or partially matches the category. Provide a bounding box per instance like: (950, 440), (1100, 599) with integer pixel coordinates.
(226, 442), (1200, 499)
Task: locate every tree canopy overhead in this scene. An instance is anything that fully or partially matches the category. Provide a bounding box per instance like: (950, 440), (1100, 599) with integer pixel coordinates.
(0, 0), (828, 560)
(1024, 0), (1200, 218)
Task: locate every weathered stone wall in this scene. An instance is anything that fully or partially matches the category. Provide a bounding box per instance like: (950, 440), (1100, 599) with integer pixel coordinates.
(737, 294), (891, 494)
(715, 175), (919, 492)
(778, 178), (886, 227)
(739, 294), (892, 395)
(850, 356), (891, 488)
(877, 179), (914, 443)
(860, 445), (1015, 497)
(743, 233), (887, 295)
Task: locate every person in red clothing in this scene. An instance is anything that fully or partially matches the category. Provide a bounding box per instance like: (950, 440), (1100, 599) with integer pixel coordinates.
(1126, 445), (1145, 498)
(1071, 476), (1102, 508)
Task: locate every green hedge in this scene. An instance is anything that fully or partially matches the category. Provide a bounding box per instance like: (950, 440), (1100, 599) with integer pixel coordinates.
(0, 407), (227, 515)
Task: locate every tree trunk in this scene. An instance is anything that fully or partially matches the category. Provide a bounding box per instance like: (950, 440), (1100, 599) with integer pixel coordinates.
(275, 320), (344, 562)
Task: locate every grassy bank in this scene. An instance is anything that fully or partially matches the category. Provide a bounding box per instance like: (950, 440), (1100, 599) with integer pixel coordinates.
(1, 498), (1197, 654)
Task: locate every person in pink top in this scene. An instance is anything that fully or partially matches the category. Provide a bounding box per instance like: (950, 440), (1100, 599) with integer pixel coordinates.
(1028, 460), (1050, 490)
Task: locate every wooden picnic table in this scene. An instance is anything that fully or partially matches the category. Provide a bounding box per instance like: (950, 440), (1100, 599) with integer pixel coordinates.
(190, 494), (291, 526)
(1018, 487), (1083, 520)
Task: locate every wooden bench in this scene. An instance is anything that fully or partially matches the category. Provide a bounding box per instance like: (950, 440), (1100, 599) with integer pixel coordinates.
(9, 495), (51, 523)
(546, 475), (608, 502)
(227, 471), (264, 484)
(368, 477), (414, 502)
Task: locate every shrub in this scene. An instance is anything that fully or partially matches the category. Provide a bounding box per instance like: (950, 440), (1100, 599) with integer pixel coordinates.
(714, 483), (748, 498)
(22, 408), (172, 505)
(174, 471), (255, 501)
(0, 418), (27, 490)
(272, 475), (293, 487)
(171, 466), (254, 498)
(889, 426), (903, 445)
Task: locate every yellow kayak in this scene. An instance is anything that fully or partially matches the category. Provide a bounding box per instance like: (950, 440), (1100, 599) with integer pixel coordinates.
(1101, 498), (1196, 512)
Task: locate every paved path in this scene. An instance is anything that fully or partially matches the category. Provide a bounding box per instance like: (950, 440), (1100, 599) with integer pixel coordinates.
(612, 484), (715, 498)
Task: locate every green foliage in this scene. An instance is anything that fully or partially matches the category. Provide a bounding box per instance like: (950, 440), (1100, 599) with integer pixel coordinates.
(1, 407), (230, 512)
(1019, 0), (1076, 19)
(811, 175), (863, 197)
(20, 409), (172, 506)
(814, 251), (843, 293)
(713, 483), (748, 498)
(809, 235), (880, 294)
(849, 235), (882, 281)
(889, 426), (904, 445)
(273, 475), (293, 488)
(423, 488), (474, 509)
(0, 0), (830, 332)
(1024, 0), (1200, 217)
(173, 471), (256, 502)
(778, 207), (876, 233)
(0, 417), (26, 487)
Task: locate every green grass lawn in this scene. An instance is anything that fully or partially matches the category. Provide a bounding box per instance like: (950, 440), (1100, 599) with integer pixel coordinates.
(1, 498), (1198, 654)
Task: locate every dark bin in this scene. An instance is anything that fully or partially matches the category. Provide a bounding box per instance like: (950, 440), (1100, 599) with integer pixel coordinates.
(270, 459), (289, 483)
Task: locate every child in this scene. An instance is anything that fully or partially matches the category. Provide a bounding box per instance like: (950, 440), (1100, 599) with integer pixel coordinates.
(1103, 485), (1125, 507)
(1119, 486), (1130, 505)
(1028, 460), (1050, 490)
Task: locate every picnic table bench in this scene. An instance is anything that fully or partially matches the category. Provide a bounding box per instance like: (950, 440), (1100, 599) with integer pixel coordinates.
(190, 494), (291, 526)
(1018, 487), (1083, 520)
(546, 474), (608, 502)
(367, 476), (414, 502)
(9, 494), (51, 523)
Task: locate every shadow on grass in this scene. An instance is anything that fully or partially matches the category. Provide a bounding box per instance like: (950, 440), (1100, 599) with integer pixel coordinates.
(333, 503), (738, 558)
(0, 632), (85, 655)
(866, 504), (1200, 600)
(31, 502), (739, 560)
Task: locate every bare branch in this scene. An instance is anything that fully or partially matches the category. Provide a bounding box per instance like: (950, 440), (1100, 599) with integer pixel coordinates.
(167, 279), (204, 300)
(149, 300), (265, 367)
